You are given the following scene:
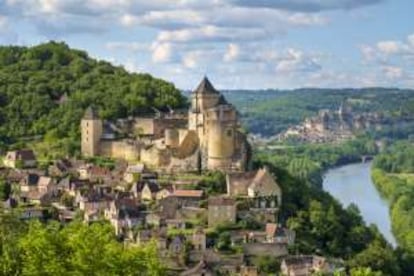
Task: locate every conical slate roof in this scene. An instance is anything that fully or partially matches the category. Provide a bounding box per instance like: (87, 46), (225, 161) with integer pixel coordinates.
(193, 76), (219, 95)
(83, 106), (99, 120)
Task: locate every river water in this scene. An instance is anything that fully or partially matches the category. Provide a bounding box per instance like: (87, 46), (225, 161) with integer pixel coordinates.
(323, 162), (397, 246)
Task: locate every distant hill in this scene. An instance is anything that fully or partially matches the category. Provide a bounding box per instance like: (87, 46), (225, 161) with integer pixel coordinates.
(0, 42), (186, 150)
(222, 88), (414, 137)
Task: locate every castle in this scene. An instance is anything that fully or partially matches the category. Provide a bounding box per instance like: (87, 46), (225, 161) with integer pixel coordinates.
(81, 77), (249, 172)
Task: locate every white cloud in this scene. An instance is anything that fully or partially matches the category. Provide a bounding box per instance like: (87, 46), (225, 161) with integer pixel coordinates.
(157, 25), (267, 43)
(223, 43), (240, 62)
(105, 41), (149, 52)
(151, 42), (173, 63)
(382, 66), (403, 79)
(233, 0), (383, 12)
(377, 41), (401, 55)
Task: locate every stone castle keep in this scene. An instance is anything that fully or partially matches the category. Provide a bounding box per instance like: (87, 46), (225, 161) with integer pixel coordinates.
(81, 77), (249, 172)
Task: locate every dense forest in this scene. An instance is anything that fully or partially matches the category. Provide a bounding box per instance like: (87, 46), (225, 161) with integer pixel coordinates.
(223, 88), (414, 137)
(0, 42), (186, 155)
(0, 213), (163, 275)
(372, 141), (414, 274)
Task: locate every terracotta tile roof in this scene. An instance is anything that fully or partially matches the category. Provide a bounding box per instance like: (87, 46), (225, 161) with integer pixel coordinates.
(172, 189), (203, 198)
(266, 223), (277, 237)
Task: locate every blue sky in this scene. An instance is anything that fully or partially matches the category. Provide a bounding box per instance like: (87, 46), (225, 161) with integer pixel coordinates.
(0, 0), (413, 90)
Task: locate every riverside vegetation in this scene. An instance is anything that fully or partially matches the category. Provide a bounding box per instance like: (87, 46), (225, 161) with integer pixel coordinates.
(372, 141), (414, 274)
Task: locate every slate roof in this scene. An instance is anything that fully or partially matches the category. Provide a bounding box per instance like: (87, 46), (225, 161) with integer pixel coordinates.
(193, 76), (219, 95)
(83, 106), (99, 120)
(6, 150), (36, 161)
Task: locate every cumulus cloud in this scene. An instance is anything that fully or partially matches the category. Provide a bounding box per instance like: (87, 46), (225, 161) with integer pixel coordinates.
(157, 25), (268, 43)
(223, 43), (240, 62)
(233, 0), (383, 12)
(105, 41), (149, 52)
(151, 42), (173, 63)
(361, 33), (414, 62)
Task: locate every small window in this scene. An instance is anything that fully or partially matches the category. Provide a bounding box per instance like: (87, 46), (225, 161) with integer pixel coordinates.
(226, 129), (233, 137)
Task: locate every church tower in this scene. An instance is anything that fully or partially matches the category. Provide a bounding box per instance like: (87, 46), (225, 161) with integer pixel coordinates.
(81, 106), (102, 157)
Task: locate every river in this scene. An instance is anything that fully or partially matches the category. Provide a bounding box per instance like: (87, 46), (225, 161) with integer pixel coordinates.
(323, 162), (397, 246)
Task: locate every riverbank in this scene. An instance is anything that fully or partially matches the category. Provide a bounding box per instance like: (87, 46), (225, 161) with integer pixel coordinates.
(323, 162), (397, 246)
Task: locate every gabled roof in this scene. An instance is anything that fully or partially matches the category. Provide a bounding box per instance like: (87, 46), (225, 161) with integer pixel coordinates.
(193, 76), (219, 95)
(83, 106), (99, 120)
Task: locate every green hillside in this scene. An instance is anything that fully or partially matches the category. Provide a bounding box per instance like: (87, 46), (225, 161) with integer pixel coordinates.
(0, 41), (186, 154)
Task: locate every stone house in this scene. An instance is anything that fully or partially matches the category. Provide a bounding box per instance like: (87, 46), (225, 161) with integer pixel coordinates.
(227, 167), (282, 206)
(192, 228), (206, 251)
(3, 150), (36, 168)
(171, 189), (204, 207)
(130, 181), (160, 201)
(280, 255), (331, 276)
(20, 174), (40, 193)
(208, 196), (236, 228)
(78, 190), (113, 214)
(134, 228), (168, 250)
(78, 164), (113, 183)
(266, 223), (296, 245)
(104, 198), (144, 235)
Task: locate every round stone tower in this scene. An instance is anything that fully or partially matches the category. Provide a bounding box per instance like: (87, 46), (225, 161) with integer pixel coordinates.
(81, 106), (102, 157)
(206, 104), (238, 171)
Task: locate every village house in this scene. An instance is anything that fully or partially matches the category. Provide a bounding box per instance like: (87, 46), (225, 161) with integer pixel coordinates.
(133, 228), (168, 250)
(208, 196), (236, 228)
(3, 149), (36, 168)
(265, 223), (296, 245)
(130, 181), (160, 201)
(77, 190), (113, 215)
(281, 255), (332, 276)
(171, 189), (204, 207)
(192, 228), (206, 251)
(18, 175), (57, 206)
(227, 167), (282, 222)
(104, 198), (144, 235)
(78, 164), (113, 184)
(20, 173), (40, 193)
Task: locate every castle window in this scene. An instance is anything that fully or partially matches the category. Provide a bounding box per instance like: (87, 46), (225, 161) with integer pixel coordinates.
(226, 129), (233, 137)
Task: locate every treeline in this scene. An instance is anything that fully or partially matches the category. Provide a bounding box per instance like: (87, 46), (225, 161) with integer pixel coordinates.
(0, 212), (163, 275)
(253, 159), (402, 275)
(0, 41), (186, 155)
(371, 141), (414, 273)
(255, 137), (378, 188)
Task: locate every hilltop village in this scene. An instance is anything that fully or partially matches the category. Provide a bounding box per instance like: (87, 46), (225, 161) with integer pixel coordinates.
(277, 102), (403, 143)
(0, 78), (340, 275)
